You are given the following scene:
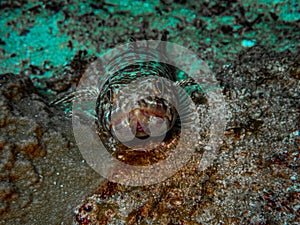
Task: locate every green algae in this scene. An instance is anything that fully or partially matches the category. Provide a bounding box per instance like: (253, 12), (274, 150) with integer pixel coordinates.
(0, 0), (299, 82)
(1, 6), (75, 76)
(242, 39), (257, 48)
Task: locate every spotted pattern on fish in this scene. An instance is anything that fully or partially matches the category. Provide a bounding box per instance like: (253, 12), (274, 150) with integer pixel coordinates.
(51, 38), (205, 153)
(95, 45), (181, 147)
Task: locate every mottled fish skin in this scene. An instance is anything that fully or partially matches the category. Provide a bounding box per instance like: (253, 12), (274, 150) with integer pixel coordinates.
(95, 46), (180, 146)
(50, 38), (203, 152)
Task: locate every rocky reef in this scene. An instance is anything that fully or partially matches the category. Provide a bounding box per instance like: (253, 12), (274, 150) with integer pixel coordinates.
(0, 0), (299, 224)
(73, 47), (299, 225)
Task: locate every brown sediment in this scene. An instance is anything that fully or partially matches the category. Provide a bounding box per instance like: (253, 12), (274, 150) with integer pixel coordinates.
(73, 48), (300, 225)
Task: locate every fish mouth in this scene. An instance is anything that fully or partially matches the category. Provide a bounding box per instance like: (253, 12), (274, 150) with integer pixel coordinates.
(109, 107), (181, 166)
(111, 107), (171, 142)
(135, 122), (150, 139)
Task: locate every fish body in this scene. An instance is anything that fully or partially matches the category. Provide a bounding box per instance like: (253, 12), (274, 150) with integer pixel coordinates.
(96, 45), (180, 149)
(51, 39), (204, 153)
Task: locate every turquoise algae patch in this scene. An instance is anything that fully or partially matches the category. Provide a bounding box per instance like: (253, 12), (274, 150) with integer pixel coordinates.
(255, 0), (300, 21)
(0, 0), (299, 79)
(241, 39), (256, 48)
(0, 3), (77, 77)
(104, 0), (158, 16)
